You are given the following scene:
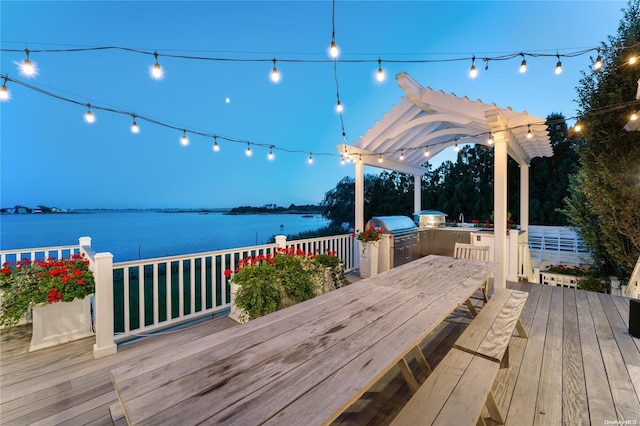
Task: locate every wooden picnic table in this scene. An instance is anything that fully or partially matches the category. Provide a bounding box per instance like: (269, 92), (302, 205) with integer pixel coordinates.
(110, 254), (497, 425)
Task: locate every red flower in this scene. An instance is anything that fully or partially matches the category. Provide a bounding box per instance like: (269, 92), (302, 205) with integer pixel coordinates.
(1, 268), (10, 275)
(73, 269), (83, 277)
(77, 279), (84, 285)
(223, 269), (233, 278)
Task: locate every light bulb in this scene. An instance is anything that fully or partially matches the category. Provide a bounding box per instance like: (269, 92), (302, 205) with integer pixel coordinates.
(130, 117), (140, 134)
(340, 155), (345, 165)
(20, 49), (36, 77)
(469, 56), (477, 78)
(454, 143), (460, 152)
(400, 150), (404, 161)
(631, 112), (638, 121)
(180, 131), (189, 146)
(378, 154), (383, 163)
(594, 51), (603, 70)
(246, 144), (252, 156)
(630, 56), (637, 65)
(329, 40), (339, 58)
(527, 125), (533, 138)
(308, 154), (313, 164)
(487, 134), (494, 145)
(0, 83), (9, 101)
(213, 139), (220, 152)
(519, 55), (527, 73)
(270, 59), (280, 83)
(268, 147), (274, 160)
(84, 105), (95, 123)
(151, 52), (164, 80)
(424, 147), (430, 157)
(555, 55), (562, 75)
(376, 59), (385, 82)
(336, 100), (343, 113)
(574, 123), (582, 132)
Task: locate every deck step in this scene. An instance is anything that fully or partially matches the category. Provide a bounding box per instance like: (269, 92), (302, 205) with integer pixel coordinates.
(109, 402), (127, 426)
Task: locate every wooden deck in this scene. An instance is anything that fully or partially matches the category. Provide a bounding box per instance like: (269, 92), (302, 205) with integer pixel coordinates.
(1, 281), (639, 425)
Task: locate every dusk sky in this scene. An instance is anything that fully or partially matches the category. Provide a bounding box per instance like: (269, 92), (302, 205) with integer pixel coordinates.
(0, 1), (625, 209)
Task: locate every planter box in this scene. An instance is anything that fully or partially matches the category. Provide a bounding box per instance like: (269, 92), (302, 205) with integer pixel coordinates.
(30, 295), (94, 352)
(540, 272), (580, 288)
(359, 241), (379, 278)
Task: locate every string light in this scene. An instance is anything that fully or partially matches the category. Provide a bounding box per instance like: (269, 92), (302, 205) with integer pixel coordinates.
(84, 104), (95, 123)
(469, 56), (478, 78)
(519, 53), (527, 73)
(329, 40), (339, 58)
(424, 146), (430, 157)
(378, 153), (383, 163)
(336, 99), (343, 113)
(246, 143), (252, 156)
(376, 58), (385, 82)
(629, 55), (637, 65)
(454, 141), (460, 152)
(0, 78), (9, 101)
(527, 124), (533, 138)
(180, 130), (189, 146)
(308, 153), (313, 164)
(340, 155), (345, 165)
(213, 136), (220, 152)
(631, 112), (638, 121)
(130, 115), (139, 133)
(555, 54), (563, 75)
(400, 149), (404, 160)
(20, 48), (36, 77)
(487, 134), (494, 145)
(573, 123), (582, 132)
(151, 52), (164, 80)
(594, 49), (603, 71)
(270, 59), (280, 83)
(268, 146), (274, 160)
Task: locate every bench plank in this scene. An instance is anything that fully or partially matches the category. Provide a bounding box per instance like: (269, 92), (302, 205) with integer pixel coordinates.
(453, 289), (528, 364)
(390, 348), (501, 426)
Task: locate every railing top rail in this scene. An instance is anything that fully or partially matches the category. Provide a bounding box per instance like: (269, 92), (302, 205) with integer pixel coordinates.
(0, 244), (81, 256)
(113, 242), (280, 267)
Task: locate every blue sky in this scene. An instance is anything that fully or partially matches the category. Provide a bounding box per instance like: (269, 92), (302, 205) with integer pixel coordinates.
(0, 1), (625, 209)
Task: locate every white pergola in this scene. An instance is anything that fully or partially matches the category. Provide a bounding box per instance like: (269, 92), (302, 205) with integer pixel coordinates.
(338, 72), (553, 288)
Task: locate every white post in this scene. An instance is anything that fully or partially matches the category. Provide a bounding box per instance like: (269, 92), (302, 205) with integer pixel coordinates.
(493, 136), (508, 289)
(275, 235), (288, 249)
(355, 161), (365, 267)
(414, 174), (422, 214)
(520, 163), (530, 234)
(79, 236), (92, 248)
(93, 252), (117, 359)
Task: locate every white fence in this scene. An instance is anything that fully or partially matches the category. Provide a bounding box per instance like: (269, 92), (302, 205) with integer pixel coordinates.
(528, 225), (591, 269)
(0, 234), (355, 358)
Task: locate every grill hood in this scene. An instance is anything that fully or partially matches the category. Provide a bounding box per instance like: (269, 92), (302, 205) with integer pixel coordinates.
(367, 216), (418, 234)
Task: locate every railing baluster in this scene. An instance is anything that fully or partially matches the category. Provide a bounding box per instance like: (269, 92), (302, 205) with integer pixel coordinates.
(153, 263), (159, 327)
(123, 266), (131, 334)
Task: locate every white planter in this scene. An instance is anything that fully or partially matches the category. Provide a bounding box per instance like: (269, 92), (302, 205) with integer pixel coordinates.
(359, 241), (380, 278)
(540, 272), (580, 289)
(29, 295), (94, 352)
(229, 282), (250, 324)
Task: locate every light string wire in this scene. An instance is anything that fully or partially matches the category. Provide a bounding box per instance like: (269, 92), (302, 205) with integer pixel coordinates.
(330, 0), (348, 143)
(1, 43), (634, 64)
(2, 74), (638, 167)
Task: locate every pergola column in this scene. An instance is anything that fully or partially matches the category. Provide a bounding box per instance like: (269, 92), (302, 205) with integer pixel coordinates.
(414, 174), (422, 213)
(493, 135), (508, 289)
(520, 163), (529, 234)
(355, 160), (365, 233)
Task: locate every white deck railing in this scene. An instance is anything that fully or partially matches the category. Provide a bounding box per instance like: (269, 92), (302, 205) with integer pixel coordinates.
(0, 234), (355, 357)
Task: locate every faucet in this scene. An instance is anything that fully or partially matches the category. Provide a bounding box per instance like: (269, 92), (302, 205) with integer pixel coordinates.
(459, 213), (465, 228)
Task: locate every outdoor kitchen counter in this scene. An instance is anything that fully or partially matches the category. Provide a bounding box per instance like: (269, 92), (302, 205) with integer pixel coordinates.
(110, 255), (498, 426)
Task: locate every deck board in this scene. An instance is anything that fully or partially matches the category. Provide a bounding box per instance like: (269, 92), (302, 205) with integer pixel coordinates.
(2, 281), (640, 425)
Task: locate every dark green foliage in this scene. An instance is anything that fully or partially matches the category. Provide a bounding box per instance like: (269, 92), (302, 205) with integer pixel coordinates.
(232, 264), (282, 318)
(564, 0), (640, 277)
(272, 254), (316, 304)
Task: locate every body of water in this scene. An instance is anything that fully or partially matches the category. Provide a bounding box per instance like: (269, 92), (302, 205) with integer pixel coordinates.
(0, 211), (332, 262)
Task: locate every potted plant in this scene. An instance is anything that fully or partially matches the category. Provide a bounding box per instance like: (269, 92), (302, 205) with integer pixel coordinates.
(225, 248), (347, 323)
(0, 254), (95, 351)
(354, 226), (382, 278)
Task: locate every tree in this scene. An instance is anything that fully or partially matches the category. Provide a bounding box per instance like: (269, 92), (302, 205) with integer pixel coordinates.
(320, 175), (377, 227)
(564, 0), (640, 276)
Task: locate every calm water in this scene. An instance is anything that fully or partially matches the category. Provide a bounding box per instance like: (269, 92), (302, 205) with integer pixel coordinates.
(0, 211), (331, 262)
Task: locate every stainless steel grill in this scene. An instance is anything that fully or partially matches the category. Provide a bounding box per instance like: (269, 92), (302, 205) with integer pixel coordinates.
(413, 210), (447, 228)
(366, 216), (419, 268)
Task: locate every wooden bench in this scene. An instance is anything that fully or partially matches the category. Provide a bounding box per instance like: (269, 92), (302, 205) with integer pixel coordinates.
(454, 243), (492, 315)
(391, 288), (528, 426)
